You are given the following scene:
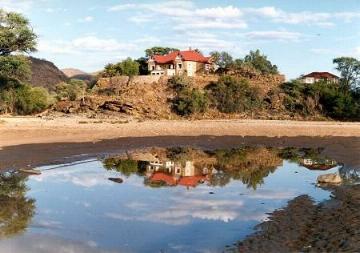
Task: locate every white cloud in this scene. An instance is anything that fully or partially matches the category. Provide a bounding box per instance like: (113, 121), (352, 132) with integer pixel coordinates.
(310, 48), (332, 55)
(0, 234), (117, 253)
(355, 47), (360, 55)
(246, 6), (282, 18)
(1, 0), (34, 13)
(108, 3), (137, 12)
(259, 9), (360, 26)
(109, 3), (360, 29)
(111, 3), (248, 30)
(78, 16), (94, 23)
(174, 18), (247, 30)
(128, 14), (153, 24)
(194, 6), (242, 18)
(246, 189), (297, 200)
(38, 36), (137, 55)
(244, 31), (303, 42)
(106, 192), (270, 226)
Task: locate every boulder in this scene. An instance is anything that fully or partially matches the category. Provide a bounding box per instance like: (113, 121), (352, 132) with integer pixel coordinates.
(317, 173), (342, 185)
(108, 178), (123, 184)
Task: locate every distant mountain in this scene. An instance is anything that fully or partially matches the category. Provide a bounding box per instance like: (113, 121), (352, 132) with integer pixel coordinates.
(61, 68), (96, 82)
(61, 68), (88, 78)
(29, 57), (68, 90)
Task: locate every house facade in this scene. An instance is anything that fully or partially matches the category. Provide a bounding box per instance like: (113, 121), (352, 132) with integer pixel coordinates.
(300, 72), (340, 84)
(148, 49), (213, 77)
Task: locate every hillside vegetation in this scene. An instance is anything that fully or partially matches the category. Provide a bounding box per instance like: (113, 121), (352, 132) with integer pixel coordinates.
(29, 57), (68, 90)
(0, 9), (359, 121)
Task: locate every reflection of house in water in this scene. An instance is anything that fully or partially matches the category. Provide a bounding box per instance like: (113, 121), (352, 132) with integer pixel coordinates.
(301, 158), (338, 171)
(145, 159), (211, 188)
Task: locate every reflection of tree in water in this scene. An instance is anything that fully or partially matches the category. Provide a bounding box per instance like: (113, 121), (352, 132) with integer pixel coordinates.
(103, 146), (341, 190)
(0, 172), (35, 238)
(103, 158), (146, 177)
(212, 148), (282, 190)
(102, 147), (284, 189)
(278, 147), (327, 163)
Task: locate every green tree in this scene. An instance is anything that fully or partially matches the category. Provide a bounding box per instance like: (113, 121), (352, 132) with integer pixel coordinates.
(0, 55), (31, 83)
(120, 57), (140, 76)
(136, 57), (149, 75)
(55, 79), (86, 101)
(243, 49), (278, 75)
(0, 9), (37, 56)
(333, 57), (360, 90)
(102, 58), (140, 77)
(210, 51), (233, 70)
(103, 158), (140, 177)
(168, 75), (193, 92)
(0, 172), (35, 238)
(208, 75), (261, 113)
(15, 85), (51, 115)
(172, 88), (209, 116)
(145, 47), (179, 57)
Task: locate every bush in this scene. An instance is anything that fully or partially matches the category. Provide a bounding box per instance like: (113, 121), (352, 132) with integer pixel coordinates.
(168, 75), (193, 92)
(207, 75), (261, 113)
(102, 58), (140, 77)
(15, 86), (51, 114)
(55, 79), (86, 101)
(0, 81), (52, 115)
(172, 88), (209, 116)
(243, 50), (279, 75)
(281, 80), (360, 119)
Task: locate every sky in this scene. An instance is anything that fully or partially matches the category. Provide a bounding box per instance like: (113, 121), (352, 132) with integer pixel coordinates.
(2, 0), (360, 79)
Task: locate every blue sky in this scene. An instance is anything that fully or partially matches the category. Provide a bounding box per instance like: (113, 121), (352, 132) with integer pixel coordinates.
(3, 0), (360, 78)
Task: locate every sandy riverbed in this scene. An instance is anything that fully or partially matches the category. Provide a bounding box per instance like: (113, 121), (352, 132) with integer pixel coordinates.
(1, 116), (360, 148)
(1, 116), (360, 170)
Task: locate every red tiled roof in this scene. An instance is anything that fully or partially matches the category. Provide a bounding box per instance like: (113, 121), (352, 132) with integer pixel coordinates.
(303, 72), (339, 79)
(302, 164), (337, 171)
(178, 176), (206, 187)
(150, 172), (177, 186)
(152, 50), (210, 64)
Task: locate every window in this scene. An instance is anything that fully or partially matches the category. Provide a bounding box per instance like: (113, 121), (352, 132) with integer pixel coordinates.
(152, 66), (155, 70)
(178, 64), (182, 69)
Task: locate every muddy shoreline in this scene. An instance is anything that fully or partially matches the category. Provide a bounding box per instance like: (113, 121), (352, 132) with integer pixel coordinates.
(1, 135), (359, 171)
(237, 185), (360, 252)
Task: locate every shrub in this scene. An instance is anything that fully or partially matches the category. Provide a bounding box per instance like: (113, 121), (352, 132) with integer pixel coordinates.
(0, 81), (52, 115)
(281, 80), (360, 120)
(102, 58), (140, 77)
(168, 75), (193, 92)
(172, 88), (209, 116)
(55, 79), (86, 101)
(207, 75), (261, 113)
(103, 158), (139, 177)
(243, 50), (279, 75)
(15, 85), (52, 114)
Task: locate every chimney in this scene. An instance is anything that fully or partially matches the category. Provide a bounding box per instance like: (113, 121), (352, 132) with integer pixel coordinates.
(189, 47), (192, 51)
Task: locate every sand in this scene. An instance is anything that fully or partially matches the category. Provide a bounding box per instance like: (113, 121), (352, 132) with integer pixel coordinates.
(1, 116), (360, 170)
(1, 116), (360, 148)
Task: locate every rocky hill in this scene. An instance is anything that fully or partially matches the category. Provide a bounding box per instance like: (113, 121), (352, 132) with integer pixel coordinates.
(52, 74), (289, 120)
(29, 57), (68, 90)
(62, 68), (96, 82)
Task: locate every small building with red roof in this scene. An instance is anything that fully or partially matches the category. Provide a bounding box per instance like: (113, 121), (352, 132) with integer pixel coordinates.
(300, 72), (340, 84)
(148, 48), (213, 77)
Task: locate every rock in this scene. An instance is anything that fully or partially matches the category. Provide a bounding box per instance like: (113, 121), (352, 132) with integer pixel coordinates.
(19, 169), (42, 175)
(108, 178), (123, 184)
(317, 173), (342, 185)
